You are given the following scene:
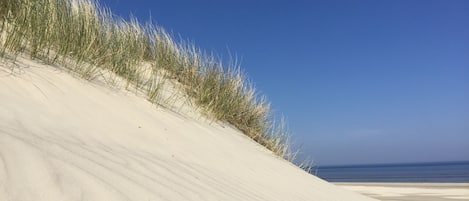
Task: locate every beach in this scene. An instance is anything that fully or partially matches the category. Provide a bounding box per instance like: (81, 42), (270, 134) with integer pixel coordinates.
(2, 0), (467, 200)
(336, 183), (469, 201)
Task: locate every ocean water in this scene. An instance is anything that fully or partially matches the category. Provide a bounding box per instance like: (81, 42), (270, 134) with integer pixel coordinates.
(311, 161), (469, 183)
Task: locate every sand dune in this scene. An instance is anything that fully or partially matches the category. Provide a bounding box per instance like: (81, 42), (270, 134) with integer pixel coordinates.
(0, 57), (377, 200)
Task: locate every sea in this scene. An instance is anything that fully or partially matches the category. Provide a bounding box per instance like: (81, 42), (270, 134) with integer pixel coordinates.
(311, 161), (469, 183)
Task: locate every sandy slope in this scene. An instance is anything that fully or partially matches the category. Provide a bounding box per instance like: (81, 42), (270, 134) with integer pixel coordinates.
(0, 57), (377, 201)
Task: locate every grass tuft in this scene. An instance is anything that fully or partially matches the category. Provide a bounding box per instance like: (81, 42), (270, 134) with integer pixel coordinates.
(0, 0), (297, 161)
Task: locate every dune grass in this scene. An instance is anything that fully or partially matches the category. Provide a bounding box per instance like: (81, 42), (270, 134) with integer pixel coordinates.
(0, 0), (296, 161)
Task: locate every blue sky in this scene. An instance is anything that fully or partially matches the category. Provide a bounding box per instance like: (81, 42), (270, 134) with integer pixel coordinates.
(101, 0), (469, 166)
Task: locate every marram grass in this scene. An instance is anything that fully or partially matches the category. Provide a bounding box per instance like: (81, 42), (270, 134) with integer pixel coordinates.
(0, 0), (298, 161)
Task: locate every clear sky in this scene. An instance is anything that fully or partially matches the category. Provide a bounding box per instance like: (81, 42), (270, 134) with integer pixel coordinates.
(100, 0), (469, 166)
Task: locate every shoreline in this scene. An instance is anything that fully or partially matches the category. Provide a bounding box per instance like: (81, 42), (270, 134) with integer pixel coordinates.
(335, 182), (469, 201)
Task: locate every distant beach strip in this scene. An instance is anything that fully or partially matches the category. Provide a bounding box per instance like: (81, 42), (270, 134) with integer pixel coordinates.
(337, 183), (469, 201)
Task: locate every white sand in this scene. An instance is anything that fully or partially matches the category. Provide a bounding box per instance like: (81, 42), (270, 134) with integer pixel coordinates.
(337, 183), (469, 201)
(0, 57), (377, 201)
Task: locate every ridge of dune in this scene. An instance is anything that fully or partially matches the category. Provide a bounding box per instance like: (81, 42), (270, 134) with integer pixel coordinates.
(0, 57), (377, 200)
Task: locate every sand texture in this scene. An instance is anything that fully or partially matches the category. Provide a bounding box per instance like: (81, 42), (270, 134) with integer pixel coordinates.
(0, 57), (377, 201)
(337, 183), (469, 201)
